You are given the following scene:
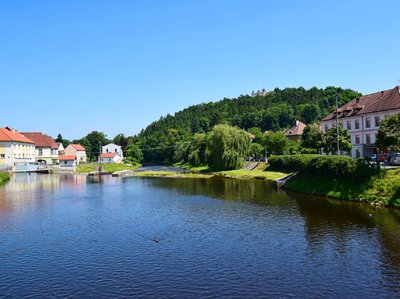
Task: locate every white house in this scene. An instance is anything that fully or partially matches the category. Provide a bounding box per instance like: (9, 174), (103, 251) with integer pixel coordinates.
(58, 155), (76, 169)
(102, 143), (123, 159)
(21, 132), (59, 165)
(321, 86), (400, 158)
(64, 144), (87, 164)
(99, 153), (123, 164)
(0, 127), (36, 171)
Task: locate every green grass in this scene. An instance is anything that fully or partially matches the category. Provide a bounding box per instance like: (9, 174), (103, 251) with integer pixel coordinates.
(76, 163), (141, 173)
(0, 172), (10, 184)
(216, 163), (289, 180)
(285, 168), (400, 207)
(173, 162), (290, 180)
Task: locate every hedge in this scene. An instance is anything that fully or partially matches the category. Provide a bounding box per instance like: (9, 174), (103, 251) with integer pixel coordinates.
(268, 154), (376, 179)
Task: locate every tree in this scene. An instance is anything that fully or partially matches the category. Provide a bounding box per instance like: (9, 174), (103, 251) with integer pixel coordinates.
(376, 113), (400, 151)
(247, 127), (266, 145)
(54, 133), (71, 148)
(322, 126), (352, 154)
(125, 141), (143, 164)
(265, 131), (289, 155)
(206, 124), (251, 170)
(249, 143), (265, 157)
(79, 131), (110, 161)
(55, 134), (63, 143)
(186, 133), (207, 166)
(113, 133), (129, 150)
(301, 125), (323, 152)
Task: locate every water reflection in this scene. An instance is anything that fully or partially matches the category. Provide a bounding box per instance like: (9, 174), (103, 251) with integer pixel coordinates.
(0, 174), (399, 297)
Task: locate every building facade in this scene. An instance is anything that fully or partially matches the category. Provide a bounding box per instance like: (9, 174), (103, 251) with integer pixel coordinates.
(321, 86), (400, 158)
(22, 132), (59, 164)
(64, 144), (87, 164)
(0, 127), (36, 170)
(102, 143), (124, 159)
(99, 153), (123, 163)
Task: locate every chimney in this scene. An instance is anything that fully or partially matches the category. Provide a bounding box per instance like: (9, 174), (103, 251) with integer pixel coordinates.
(381, 90), (384, 96)
(355, 98), (360, 104)
(296, 120), (299, 126)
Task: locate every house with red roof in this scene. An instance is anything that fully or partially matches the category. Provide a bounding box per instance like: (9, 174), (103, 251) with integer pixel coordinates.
(0, 127), (36, 170)
(321, 86), (400, 158)
(21, 132), (59, 165)
(99, 153), (123, 164)
(64, 144), (87, 164)
(284, 120), (307, 143)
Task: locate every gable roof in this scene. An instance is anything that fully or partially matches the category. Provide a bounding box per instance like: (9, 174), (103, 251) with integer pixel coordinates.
(100, 153), (119, 158)
(322, 86), (400, 121)
(59, 155), (76, 161)
(285, 121), (306, 136)
(70, 144), (85, 151)
(0, 127), (35, 144)
(21, 132), (58, 149)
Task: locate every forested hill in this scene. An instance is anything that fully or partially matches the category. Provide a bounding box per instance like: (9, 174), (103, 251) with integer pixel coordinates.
(138, 86), (361, 163)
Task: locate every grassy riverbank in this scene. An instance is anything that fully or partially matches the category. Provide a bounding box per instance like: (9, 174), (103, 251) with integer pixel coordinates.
(172, 162), (289, 181)
(285, 168), (400, 208)
(0, 172), (10, 184)
(76, 163), (141, 173)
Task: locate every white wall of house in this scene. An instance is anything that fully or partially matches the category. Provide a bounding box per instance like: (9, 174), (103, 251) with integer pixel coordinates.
(59, 160), (76, 168)
(99, 155), (123, 164)
(321, 109), (400, 158)
(3, 142), (36, 166)
(102, 143), (124, 158)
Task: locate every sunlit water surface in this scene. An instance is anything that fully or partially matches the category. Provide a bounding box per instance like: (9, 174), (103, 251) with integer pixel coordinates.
(0, 173), (399, 297)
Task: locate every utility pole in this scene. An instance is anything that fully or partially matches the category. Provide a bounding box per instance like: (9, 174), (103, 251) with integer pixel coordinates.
(336, 94), (340, 155)
(99, 142), (102, 171)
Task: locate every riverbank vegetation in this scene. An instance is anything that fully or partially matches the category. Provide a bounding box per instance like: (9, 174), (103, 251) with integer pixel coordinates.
(76, 163), (141, 173)
(0, 172), (10, 184)
(175, 162), (289, 181)
(269, 154), (400, 207)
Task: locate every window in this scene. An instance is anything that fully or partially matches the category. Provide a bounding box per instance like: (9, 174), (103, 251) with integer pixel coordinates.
(347, 120), (351, 130)
(356, 150), (361, 158)
(366, 134), (371, 144)
(0, 154), (4, 158)
(324, 124), (328, 132)
(355, 135), (360, 144)
(366, 117), (370, 128)
(374, 116), (380, 127)
(355, 119), (360, 129)
(38, 149), (43, 156)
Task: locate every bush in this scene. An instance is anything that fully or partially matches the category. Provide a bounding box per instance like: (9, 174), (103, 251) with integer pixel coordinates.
(269, 154), (376, 179)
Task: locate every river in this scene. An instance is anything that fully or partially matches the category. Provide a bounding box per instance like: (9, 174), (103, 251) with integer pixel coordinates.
(0, 173), (399, 297)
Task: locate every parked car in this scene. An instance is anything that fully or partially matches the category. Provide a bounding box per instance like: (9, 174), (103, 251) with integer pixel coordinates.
(390, 153), (400, 166)
(379, 153), (390, 162)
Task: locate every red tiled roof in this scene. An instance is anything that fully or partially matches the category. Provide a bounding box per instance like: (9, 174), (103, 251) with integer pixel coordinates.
(58, 155), (76, 161)
(322, 86), (400, 121)
(21, 132), (58, 149)
(100, 153), (118, 158)
(71, 144), (85, 151)
(285, 121), (306, 136)
(0, 127), (35, 144)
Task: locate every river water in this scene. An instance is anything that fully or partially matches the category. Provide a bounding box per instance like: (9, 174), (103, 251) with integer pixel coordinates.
(0, 173), (399, 298)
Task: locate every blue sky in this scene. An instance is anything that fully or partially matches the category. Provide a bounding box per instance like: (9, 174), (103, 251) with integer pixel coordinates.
(1, 0), (399, 140)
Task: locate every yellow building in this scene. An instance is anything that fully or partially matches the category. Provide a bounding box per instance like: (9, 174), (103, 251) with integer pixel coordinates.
(0, 127), (36, 171)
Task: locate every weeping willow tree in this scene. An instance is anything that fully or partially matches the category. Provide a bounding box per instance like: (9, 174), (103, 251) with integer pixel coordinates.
(206, 124), (251, 170)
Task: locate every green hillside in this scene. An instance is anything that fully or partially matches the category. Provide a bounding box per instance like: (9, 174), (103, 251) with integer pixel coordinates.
(138, 86), (361, 164)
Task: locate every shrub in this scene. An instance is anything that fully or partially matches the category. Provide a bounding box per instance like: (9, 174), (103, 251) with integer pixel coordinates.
(269, 154), (376, 179)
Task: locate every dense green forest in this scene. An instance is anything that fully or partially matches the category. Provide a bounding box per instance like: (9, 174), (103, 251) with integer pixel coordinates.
(57, 86), (361, 166)
(137, 86), (360, 163)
